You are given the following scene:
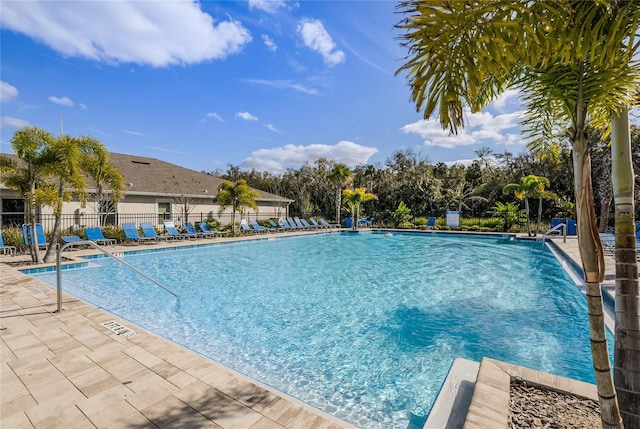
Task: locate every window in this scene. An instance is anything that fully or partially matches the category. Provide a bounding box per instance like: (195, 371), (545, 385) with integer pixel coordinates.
(99, 200), (117, 226)
(158, 202), (171, 224)
(1, 198), (25, 227)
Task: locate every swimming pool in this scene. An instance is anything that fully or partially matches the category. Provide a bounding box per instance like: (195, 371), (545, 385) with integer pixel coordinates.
(29, 232), (609, 428)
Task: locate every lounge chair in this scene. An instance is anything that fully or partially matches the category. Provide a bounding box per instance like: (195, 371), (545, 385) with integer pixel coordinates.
(268, 220), (285, 231)
(183, 222), (212, 238)
(0, 231), (16, 256)
(426, 217), (436, 229)
(85, 227), (116, 246)
(163, 221), (193, 240)
(240, 221), (261, 234)
(287, 217), (301, 230)
(61, 235), (92, 250)
(141, 222), (172, 241)
(319, 218), (339, 229)
(251, 220), (273, 233)
(122, 222), (157, 244)
(309, 218), (323, 228)
(198, 222), (229, 237)
(293, 217), (309, 229)
(22, 224), (49, 250)
(279, 218), (295, 231)
(299, 218), (316, 229)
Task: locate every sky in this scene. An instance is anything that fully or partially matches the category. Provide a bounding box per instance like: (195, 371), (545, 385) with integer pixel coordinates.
(0, 0), (587, 174)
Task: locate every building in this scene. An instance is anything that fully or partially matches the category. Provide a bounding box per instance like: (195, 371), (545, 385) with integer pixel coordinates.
(0, 152), (292, 230)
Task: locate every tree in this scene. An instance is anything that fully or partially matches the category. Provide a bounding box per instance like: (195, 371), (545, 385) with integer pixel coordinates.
(41, 135), (124, 263)
(327, 163), (352, 224)
(491, 202), (524, 232)
(504, 175), (553, 237)
(342, 187), (376, 230)
(216, 179), (259, 234)
(0, 127), (56, 263)
(396, 1), (640, 425)
(444, 182), (487, 214)
(83, 149), (125, 227)
(390, 201), (412, 228)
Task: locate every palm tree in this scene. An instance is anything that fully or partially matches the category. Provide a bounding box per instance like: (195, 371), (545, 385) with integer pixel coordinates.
(610, 107), (639, 425)
(216, 179), (260, 234)
(41, 135), (124, 262)
(0, 127), (56, 263)
(82, 148), (125, 227)
(444, 182), (487, 214)
(327, 163), (352, 224)
(491, 202), (524, 232)
(342, 187), (376, 230)
(396, 1), (640, 426)
(504, 175), (552, 237)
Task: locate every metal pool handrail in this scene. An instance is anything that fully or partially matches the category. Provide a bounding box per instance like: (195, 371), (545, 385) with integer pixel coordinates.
(542, 222), (567, 243)
(56, 240), (178, 312)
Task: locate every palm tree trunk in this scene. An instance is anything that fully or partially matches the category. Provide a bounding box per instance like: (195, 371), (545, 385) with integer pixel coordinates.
(43, 183), (64, 262)
(335, 187), (342, 224)
(573, 134), (623, 429)
(534, 197), (542, 237)
(610, 109), (640, 428)
(524, 198), (532, 236)
(29, 183), (42, 264)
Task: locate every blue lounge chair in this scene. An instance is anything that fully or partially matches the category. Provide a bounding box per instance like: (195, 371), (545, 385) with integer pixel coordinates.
(141, 222), (172, 241)
(85, 227), (116, 246)
(198, 222), (229, 237)
(183, 222), (212, 238)
(279, 218), (295, 231)
(309, 218), (323, 229)
(268, 220), (285, 231)
(61, 235), (83, 244)
(163, 221), (193, 240)
(0, 231), (16, 256)
(293, 217), (309, 229)
(319, 218), (339, 229)
(426, 217), (436, 229)
(240, 221), (261, 234)
(287, 217), (301, 230)
(299, 218), (316, 229)
(251, 220), (273, 233)
(122, 222), (157, 244)
(22, 224), (49, 250)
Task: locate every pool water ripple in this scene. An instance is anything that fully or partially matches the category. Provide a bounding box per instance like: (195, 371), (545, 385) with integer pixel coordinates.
(31, 232), (611, 429)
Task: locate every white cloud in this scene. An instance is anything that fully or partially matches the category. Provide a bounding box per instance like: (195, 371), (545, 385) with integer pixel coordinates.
(262, 34), (277, 52)
(242, 78), (319, 95)
(243, 140), (378, 172)
(490, 88), (521, 109)
(297, 19), (345, 67)
(1, 116), (30, 128)
(0, 1), (252, 67)
(248, 0), (288, 14)
(236, 111), (258, 121)
(265, 123), (281, 134)
(207, 112), (223, 121)
(79, 103), (87, 110)
(122, 129), (148, 137)
(48, 96), (74, 106)
(0, 81), (18, 103)
(401, 109), (524, 149)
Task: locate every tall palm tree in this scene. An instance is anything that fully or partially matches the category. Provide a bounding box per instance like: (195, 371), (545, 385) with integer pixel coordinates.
(0, 127), (56, 263)
(610, 108), (639, 425)
(396, 1), (640, 426)
(504, 175), (552, 237)
(327, 163), (352, 224)
(41, 135), (124, 262)
(342, 187), (376, 230)
(216, 179), (259, 234)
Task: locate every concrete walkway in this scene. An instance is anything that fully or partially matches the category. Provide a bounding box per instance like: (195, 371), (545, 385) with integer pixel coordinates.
(0, 232), (621, 428)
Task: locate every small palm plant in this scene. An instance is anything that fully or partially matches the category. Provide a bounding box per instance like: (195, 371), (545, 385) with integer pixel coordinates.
(342, 187), (377, 230)
(216, 179), (260, 234)
(391, 201), (412, 228)
(491, 202), (524, 232)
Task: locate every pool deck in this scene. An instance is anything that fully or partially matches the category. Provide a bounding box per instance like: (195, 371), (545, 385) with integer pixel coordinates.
(0, 231), (618, 428)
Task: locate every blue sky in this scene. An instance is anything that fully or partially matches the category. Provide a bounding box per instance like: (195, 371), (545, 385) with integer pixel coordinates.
(2, 0), (539, 173)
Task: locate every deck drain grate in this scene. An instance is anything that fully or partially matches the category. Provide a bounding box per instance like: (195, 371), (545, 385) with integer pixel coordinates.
(101, 321), (137, 338)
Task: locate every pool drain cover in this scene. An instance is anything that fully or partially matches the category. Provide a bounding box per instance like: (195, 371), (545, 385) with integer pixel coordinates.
(101, 320), (137, 338)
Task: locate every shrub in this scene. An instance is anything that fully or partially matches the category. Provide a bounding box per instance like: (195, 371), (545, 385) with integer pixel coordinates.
(414, 217), (428, 227)
(204, 218), (222, 231)
(2, 227), (27, 252)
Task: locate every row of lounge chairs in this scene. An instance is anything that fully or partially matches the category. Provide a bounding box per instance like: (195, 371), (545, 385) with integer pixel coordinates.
(239, 217), (339, 234)
(1, 218), (341, 254)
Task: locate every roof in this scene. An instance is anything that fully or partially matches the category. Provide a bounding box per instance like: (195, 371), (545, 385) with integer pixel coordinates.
(0, 152), (292, 203)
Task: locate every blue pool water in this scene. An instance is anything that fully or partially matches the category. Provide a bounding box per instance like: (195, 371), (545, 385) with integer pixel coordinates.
(30, 232), (609, 428)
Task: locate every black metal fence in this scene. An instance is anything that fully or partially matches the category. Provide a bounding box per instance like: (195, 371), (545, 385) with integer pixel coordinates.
(0, 212), (242, 233)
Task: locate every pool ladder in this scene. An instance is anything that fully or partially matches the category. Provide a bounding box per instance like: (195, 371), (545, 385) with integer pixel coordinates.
(56, 240), (178, 313)
(540, 223), (567, 243)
